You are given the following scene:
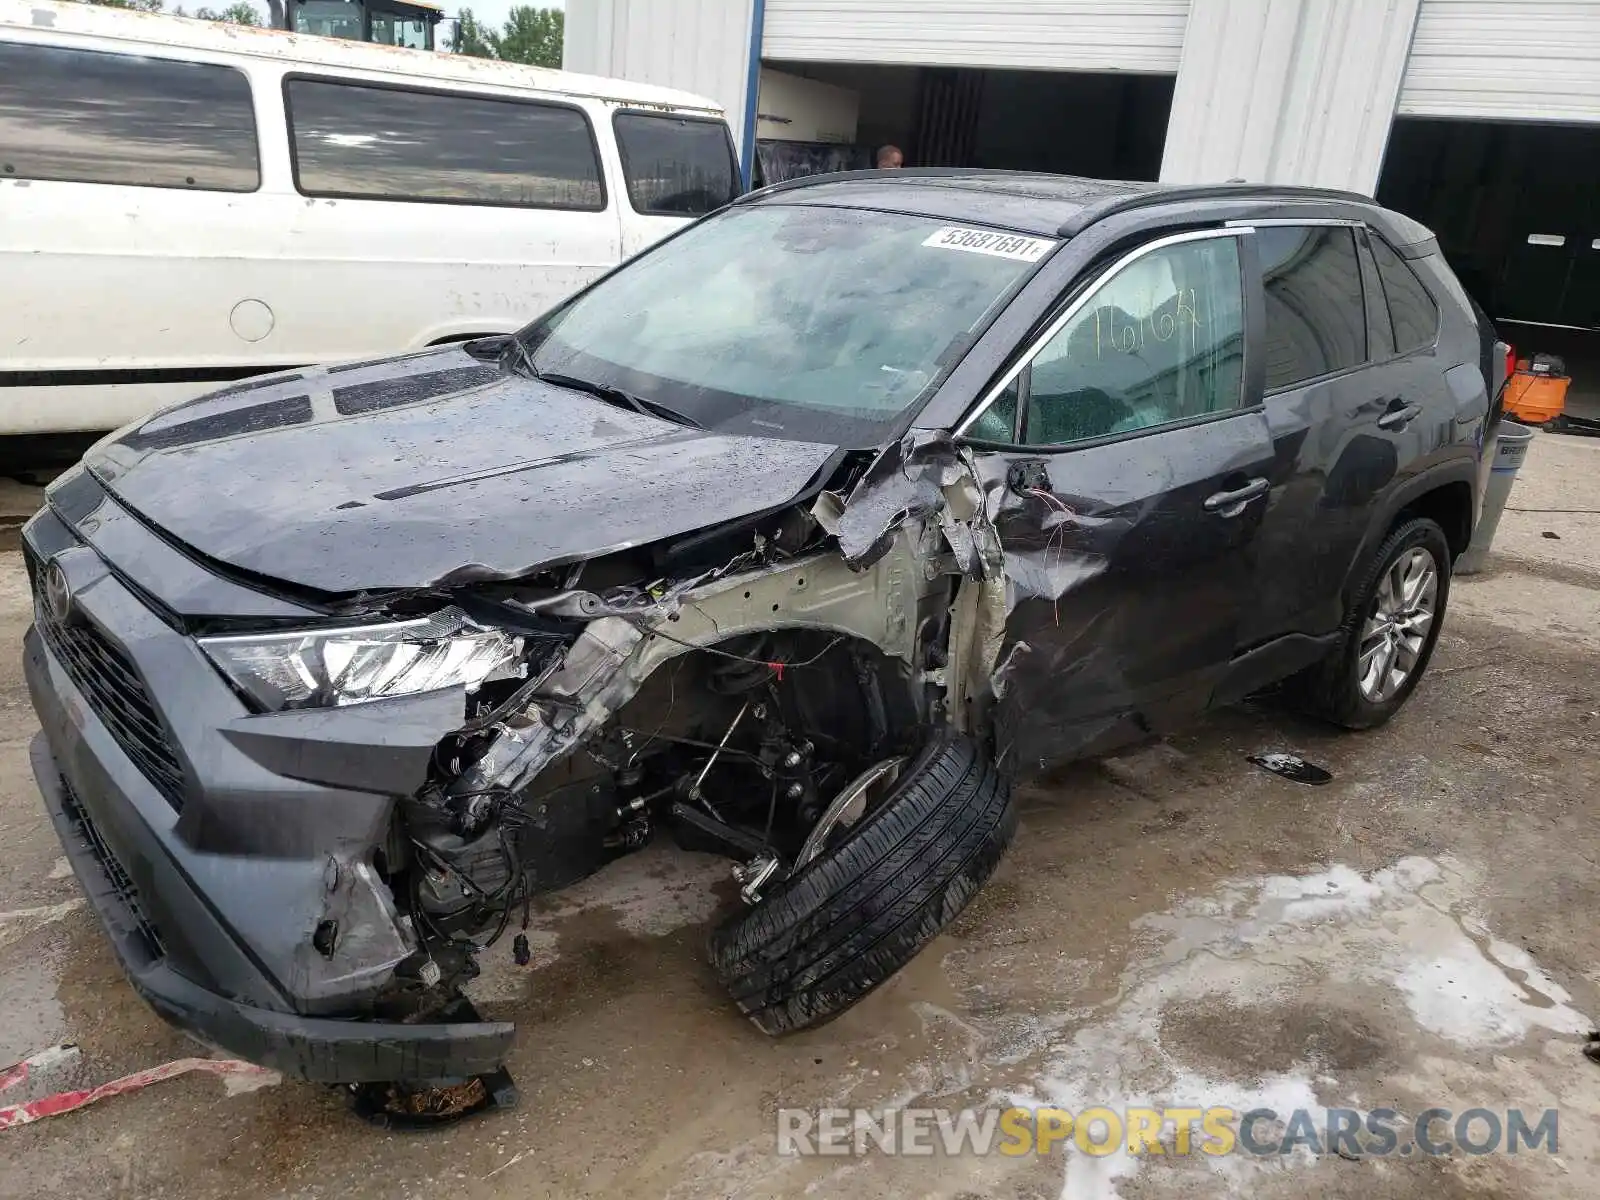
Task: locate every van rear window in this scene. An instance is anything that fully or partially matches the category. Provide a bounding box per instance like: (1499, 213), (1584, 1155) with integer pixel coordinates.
(0, 43), (258, 192)
(285, 78), (605, 211)
(613, 112), (740, 217)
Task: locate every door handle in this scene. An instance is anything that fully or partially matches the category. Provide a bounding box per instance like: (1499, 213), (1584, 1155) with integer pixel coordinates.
(1203, 477), (1269, 517)
(1378, 400), (1422, 431)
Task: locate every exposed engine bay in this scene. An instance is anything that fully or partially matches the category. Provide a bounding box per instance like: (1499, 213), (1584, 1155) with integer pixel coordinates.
(377, 461), (981, 1011)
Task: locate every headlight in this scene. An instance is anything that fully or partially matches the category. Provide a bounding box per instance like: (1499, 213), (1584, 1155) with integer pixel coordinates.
(199, 607), (525, 711)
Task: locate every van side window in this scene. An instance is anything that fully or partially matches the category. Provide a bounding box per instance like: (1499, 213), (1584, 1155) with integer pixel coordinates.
(285, 78), (605, 211)
(0, 42), (258, 192)
(613, 113), (739, 216)
(1369, 236), (1441, 353)
(1257, 225), (1368, 390)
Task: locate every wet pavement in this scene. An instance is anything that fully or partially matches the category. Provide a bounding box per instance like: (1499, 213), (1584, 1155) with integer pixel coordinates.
(2, 437), (1599, 1199)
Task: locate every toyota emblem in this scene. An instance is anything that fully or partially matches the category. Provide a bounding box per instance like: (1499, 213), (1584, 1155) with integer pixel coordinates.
(42, 558), (73, 625)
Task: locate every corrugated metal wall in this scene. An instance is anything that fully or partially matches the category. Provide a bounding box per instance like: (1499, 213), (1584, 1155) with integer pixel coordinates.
(761, 0), (1192, 73)
(564, 0), (754, 131)
(1400, 0), (1600, 122)
(1161, 0), (1423, 192)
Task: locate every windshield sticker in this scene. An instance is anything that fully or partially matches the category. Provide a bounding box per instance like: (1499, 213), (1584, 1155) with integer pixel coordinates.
(922, 227), (1056, 262)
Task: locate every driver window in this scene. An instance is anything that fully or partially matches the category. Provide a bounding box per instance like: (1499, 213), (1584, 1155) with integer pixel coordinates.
(1023, 237), (1245, 446)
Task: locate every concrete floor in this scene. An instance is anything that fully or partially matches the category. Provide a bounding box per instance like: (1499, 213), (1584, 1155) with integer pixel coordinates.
(1, 435), (1598, 1200)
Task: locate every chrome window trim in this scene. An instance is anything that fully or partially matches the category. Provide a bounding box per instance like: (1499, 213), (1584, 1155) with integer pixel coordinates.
(954, 226), (1253, 439)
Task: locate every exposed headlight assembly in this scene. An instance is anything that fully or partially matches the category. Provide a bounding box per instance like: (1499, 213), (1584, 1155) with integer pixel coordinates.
(199, 607), (525, 711)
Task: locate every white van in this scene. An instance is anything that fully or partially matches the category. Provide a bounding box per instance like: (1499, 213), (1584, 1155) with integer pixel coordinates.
(0, 1), (740, 434)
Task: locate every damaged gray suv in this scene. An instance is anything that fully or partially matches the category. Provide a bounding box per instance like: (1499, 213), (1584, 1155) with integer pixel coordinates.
(25, 172), (1506, 1098)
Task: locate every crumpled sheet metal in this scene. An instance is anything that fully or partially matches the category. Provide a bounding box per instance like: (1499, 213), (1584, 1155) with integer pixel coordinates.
(827, 432), (1108, 607)
(822, 431), (972, 570)
(450, 536), (925, 801)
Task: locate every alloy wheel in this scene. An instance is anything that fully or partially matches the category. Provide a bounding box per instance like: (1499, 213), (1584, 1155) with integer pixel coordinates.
(1357, 546), (1438, 704)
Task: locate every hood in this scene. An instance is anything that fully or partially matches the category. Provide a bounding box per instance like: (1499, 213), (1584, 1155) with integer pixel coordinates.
(86, 347), (840, 595)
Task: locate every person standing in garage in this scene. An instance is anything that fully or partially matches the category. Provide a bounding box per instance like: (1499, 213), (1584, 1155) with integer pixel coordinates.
(876, 144), (904, 169)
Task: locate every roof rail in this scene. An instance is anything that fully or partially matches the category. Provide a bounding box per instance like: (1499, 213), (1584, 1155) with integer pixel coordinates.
(1058, 182), (1377, 237)
(734, 166), (1007, 205)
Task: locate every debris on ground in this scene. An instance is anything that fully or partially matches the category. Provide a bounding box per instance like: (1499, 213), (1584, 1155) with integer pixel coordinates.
(0, 1043), (80, 1097)
(1247, 752), (1333, 785)
(0, 1055), (278, 1129)
(349, 1066), (519, 1130)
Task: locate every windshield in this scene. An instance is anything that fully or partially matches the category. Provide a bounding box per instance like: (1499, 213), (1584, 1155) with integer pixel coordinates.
(524, 205), (1051, 444)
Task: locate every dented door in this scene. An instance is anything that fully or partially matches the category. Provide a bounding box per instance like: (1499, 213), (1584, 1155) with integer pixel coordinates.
(960, 229), (1275, 776)
(982, 414), (1275, 776)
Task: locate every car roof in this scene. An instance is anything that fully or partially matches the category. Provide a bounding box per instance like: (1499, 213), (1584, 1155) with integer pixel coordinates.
(743, 169), (1437, 253)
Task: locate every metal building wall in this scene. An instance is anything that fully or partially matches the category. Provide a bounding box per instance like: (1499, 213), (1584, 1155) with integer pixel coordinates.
(1160, 0), (1424, 192)
(761, 0), (1193, 72)
(1400, 0), (1600, 123)
(564, 0), (756, 139)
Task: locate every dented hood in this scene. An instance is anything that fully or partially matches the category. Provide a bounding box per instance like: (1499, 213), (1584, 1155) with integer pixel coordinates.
(87, 347), (838, 595)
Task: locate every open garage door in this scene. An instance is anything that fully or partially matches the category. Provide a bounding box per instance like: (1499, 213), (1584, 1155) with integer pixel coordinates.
(755, 61), (1173, 184)
(1379, 120), (1600, 331)
(762, 0), (1192, 73)
(1400, 0), (1600, 123)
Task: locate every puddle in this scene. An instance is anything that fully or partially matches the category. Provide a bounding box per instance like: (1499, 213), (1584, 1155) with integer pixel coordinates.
(1018, 855), (1590, 1199)
(0, 899), (84, 950)
(466, 843), (729, 1004)
(675, 855), (1594, 1199)
(534, 842), (729, 936)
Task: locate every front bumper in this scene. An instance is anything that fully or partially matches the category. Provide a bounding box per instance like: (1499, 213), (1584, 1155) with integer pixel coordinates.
(31, 735), (514, 1082)
(21, 499), (515, 1082)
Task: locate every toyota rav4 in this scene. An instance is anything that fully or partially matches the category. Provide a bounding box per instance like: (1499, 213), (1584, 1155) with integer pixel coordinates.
(24, 173), (1507, 1094)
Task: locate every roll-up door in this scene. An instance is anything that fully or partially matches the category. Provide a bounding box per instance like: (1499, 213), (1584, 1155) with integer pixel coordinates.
(762, 1), (1192, 73)
(1400, 0), (1600, 122)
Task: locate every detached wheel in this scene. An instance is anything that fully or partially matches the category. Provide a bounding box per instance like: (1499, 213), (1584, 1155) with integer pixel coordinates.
(709, 731), (1016, 1035)
(1293, 517), (1451, 729)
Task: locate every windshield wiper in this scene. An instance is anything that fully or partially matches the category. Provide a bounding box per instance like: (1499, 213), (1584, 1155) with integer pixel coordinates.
(531, 370), (703, 430)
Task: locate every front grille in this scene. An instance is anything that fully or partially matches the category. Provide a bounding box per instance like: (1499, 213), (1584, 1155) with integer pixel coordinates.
(58, 774), (166, 961)
(27, 550), (187, 811)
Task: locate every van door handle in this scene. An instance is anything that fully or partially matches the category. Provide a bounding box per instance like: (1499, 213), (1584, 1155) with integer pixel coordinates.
(1378, 400), (1422, 430)
(1203, 477), (1269, 517)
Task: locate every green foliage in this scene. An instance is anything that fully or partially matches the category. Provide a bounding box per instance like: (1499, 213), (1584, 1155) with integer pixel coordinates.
(78, 0), (167, 11)
(194, 3), (261, 22)
(79, 0), (264, 20)
(449, 8), (499, 58)
(496, 6), (562, 67)
(449, 6), (563, 67)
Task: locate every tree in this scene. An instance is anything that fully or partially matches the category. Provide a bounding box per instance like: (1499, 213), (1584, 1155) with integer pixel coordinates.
(79, 0), (167, 11)
(78, 0), (264, 19)
(448, 6), (563, 67)
(496, 6), (562, 67)
(195, 3), (261, 23)
(449, 8), (500, 59)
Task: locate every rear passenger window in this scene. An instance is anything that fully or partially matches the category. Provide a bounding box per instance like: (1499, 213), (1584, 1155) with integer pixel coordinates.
(1370, 236), (1441, 353)
(285, 78), (604, 210)
(1258, 226), (1367, 390)
(613, 112), (739, 216)
(0, 43), (258, 192)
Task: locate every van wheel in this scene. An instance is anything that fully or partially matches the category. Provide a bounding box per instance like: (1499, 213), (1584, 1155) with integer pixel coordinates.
(709, 731), (1015, 1036)
(1292, 517), (1452, 730)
